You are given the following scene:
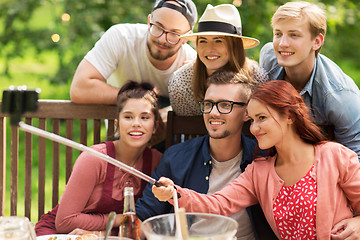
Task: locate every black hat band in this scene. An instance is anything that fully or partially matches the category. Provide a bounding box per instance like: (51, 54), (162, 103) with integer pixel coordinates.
(161, 2), (186, 15)
(198, 21), (242, 35)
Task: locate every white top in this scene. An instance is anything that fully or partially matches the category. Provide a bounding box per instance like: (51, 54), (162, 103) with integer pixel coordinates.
(85, 23), (197, 97)
(168, 61), (269, 116)
(209, 151), (255, 240)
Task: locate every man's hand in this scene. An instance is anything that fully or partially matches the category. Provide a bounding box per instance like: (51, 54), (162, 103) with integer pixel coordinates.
(331, 216), (360, 239)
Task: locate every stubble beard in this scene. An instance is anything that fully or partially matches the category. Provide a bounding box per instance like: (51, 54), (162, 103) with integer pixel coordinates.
(209, 130), (230, 139)
(146, 38), (179, 61)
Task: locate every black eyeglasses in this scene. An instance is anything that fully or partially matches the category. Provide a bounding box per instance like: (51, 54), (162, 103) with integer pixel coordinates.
(149, 23), (183, 45)
(199, 100), (247, 114)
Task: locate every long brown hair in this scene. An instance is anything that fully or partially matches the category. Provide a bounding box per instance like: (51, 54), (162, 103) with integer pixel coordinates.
(251, 80), (325, 156)
(192, 36), (257, 101)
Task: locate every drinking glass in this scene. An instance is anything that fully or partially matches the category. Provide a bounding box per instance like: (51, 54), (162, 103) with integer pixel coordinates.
(0, 216), (36, 240)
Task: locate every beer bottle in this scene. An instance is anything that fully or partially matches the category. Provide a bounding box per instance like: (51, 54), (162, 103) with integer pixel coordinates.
(118, 187), (140, 240)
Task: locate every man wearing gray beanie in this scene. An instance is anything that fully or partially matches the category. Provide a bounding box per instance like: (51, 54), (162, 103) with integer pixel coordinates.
(70, 0), (198, 110)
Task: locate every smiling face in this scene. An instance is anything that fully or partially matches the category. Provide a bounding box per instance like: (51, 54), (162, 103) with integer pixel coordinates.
(117, 98), (156, 148)
(146, 6), (191, 61)
(203, 83), (247, 140)
(247, 99), (291, 150)
(197, 35), (230, 75)
(272, 18), (323, 71)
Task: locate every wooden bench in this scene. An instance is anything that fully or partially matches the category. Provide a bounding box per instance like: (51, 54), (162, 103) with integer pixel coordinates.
(0, 100), (117, 222)
(165, 111), (207, 149)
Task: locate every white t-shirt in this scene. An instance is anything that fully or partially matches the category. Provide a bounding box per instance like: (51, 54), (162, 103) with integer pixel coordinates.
(208, 151), (255, 240)
(85, 23), (196, 97)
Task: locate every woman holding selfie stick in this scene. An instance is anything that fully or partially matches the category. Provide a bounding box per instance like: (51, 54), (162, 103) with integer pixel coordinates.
(153, 80), (360, 239)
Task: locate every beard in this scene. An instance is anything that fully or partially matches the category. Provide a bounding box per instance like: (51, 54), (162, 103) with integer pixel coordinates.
(146, 38), (180, 61)
(209, 130), (230, 139)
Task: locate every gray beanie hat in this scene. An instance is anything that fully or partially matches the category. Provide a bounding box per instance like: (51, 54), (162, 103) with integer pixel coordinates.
(152, 0), (198, 29)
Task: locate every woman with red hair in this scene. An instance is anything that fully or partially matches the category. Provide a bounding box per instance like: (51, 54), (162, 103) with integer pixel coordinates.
(152, 80), (360, 239)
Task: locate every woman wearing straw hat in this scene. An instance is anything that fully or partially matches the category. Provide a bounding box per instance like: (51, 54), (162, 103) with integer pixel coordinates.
(168, 4), (268, 116)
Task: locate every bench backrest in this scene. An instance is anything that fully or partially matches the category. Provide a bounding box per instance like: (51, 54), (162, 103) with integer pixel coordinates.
(165, 111), (207, 149)
(0, 100), (117, 222)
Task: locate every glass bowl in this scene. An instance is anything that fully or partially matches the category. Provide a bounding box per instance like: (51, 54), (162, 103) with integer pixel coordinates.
(141, 212), (238, 240)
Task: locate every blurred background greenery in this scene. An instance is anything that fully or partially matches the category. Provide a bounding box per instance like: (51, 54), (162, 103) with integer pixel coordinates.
(0, 0), (359, 220)
(1, 0), (359, 92)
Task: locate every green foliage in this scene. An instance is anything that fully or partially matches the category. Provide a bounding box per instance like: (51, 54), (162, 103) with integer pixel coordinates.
(0, 0), (157, 84)
(1, 0), (359, 85)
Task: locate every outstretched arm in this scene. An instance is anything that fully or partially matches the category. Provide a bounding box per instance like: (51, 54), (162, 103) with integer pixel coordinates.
(70, 59), (119, 104)
(152, 174), (259, 217)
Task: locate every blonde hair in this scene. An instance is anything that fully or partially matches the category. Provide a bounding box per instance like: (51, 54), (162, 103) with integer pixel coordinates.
(271, 1), (327, 56)
(192, 36), (257, 101)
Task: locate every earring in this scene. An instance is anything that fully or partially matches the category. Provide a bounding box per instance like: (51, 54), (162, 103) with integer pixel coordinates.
(114, 131), (120, 139)
(114, 122), (120, 139)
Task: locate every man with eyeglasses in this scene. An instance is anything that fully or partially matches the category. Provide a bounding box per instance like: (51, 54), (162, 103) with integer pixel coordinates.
(199, 100), (246, 115)
(136, 70), (277, 240)
(70, 0), (197, 109)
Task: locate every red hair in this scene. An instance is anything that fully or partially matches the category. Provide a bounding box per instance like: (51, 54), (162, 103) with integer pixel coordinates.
(251, 80), (325, 156)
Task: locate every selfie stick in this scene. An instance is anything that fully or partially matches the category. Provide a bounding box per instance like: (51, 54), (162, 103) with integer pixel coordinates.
(2, 87), (164, 187)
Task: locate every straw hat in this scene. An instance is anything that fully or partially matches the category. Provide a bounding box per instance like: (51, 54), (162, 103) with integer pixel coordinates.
(181, 4), (260, 49)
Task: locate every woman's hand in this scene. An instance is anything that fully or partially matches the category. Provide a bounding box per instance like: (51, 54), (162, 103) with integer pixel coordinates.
(331, 215), (360, 239)
(68, 228), (91, 235)
(68, 228), (102, 236)
(152, 177), (175, 201)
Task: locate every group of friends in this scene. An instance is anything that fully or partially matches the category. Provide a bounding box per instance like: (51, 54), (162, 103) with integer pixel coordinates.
(34, 0), (360, 239)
